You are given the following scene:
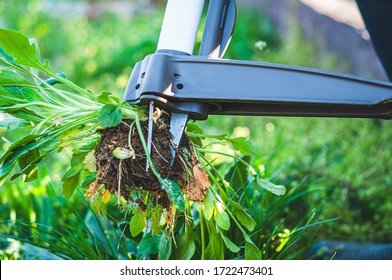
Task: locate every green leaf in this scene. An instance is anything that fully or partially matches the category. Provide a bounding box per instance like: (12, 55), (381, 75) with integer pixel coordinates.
(97, 92), (120, 105)
(17, 149), (39, 182)
(202, 189), (215, 220)
(62, 172), (80, 199)
(21, 88), (46, 102)
(0, 118), (30, 130)
(230, 200), (256, 231)
(0, 29), (54, 75)
(138, 233), (160, 256)
(0, 134), (42, 184)
(158, 234), (172, 260)
(245, 242), (262, 260)
(0, 69), (31, 85)
(256, 177), (286, 196)
(64, 153), (87, 179)
(214, 203), (230, 231)
(205, 221), (224, 260)
(171, 232), (195, 260)
(227, 137), (257, 156)
(186, 122), (204, 134)
(80, 172), (97, 189)
(221, 234), (240, 253)
(151, 205), (163, 235)
(129, 209), (146, 237)
(97, 104), (123, 128)
(162, 179), (185, 211)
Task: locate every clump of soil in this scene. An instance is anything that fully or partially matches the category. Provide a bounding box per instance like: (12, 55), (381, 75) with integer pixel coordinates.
(92, 118), (209, 209)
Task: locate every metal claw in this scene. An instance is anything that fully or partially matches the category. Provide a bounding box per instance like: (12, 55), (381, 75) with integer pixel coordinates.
(169, 112), (188, 165)
(146, 101), (154, 171)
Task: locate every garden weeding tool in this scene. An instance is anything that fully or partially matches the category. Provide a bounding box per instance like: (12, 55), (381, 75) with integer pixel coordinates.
(124, 0), (392, 169)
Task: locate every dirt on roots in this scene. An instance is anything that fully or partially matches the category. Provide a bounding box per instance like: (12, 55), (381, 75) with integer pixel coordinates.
(91, 119), (209, 209)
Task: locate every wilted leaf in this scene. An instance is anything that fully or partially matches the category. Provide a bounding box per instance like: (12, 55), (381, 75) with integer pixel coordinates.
(85, 181), (100, 197)
(256, 177), (286, 196)
(187, 164), (210, 202)
(102, 189), (111, 204)
(97, 104), (123, 128)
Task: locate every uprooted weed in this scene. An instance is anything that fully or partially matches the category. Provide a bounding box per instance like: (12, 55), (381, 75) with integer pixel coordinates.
(90, 119), (209, 210)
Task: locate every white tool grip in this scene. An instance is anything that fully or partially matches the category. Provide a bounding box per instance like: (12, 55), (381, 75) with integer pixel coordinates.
(157, 0), (205, 54)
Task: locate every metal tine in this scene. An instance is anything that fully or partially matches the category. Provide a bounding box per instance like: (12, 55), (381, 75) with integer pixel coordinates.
(146, 101), (154, 171)
(169, 113), (188, 165)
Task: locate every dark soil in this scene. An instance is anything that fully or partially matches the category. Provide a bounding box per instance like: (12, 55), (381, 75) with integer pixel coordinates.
(94, 119), (208, 209)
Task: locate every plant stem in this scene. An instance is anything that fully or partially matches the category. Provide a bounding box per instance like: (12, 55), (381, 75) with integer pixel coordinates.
(199, 211), (206, 260)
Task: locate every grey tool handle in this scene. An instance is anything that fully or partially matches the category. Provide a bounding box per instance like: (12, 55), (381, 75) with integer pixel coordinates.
(124, 53), (392, 120)
(199, 0), (236, 58)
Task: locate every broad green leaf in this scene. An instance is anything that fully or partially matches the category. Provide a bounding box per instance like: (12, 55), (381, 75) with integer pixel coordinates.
(80, 172), (97, 189)
(205, 220), (224, 260)
(221, 234), (240, 253)
(151, 205), (163, 235)
(227, 137), (257, 156)
(256, 177), (286, 196)
(186, 122), (204, 134)
(162, 179), (185, 211)
(17, 149), (40, 182)
(0, 69), (31, 85)
(97, 92), (120, 105)
(0, 159), (17, 185)
(21, 88), (46, 102)
(245, 242), (262, 260)
(64, 153), (87, 179)
(0, 118), (30, 130)
(0, 46), (15, 63)
(138, 233), (160, 256)
(0, 29), (54, 75)
(158, 234), (172, 260)
(129, 209), (146, 237)
(0, 134), (41, 183)
(202, 189), (214, 220)
(230, 200), (256, 231)
(6, 108), (43, 124)
(62, 172), (80, 199)
(171, 231), (196, 260)
(97, 104), (123, 128)
(214, 203), (230, 231)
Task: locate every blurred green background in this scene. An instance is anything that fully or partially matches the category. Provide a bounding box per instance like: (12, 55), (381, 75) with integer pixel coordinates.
(0, 0), (391, 259)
